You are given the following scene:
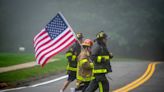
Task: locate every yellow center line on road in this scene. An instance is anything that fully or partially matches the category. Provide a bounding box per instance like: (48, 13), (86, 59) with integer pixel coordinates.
(113, 62), (160, 92)
(123, 62), (159, 92)
(113, 63), (153, 92)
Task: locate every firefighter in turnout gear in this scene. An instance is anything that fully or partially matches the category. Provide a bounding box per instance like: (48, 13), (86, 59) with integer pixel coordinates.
(60, 33), (83, 92)
(85, 31), (113, 92)
(75, 39), (94, 92)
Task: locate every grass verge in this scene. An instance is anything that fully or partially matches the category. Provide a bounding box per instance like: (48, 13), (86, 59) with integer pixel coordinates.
(0, 54), (67, 87)
(0, 53), (35, 67)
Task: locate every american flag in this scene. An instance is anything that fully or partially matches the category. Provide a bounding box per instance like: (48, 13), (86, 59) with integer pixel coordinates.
(33, 13), (77, 66)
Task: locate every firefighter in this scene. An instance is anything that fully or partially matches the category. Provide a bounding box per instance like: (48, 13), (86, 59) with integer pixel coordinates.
(85, 31), (113, 92)
(60, 33), (83, 92)
(75, 39), (94, 92)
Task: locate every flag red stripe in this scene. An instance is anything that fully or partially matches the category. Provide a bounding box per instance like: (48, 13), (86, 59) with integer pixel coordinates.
(38, 34), (74, 64)
(34, 35), (49, 48)
(35, 38), (51, 52)
(34, 30), (45, 41)
(33, 31), (46, 45)
(35, 30), (71, 59)
(42, 39), (76, 66)
(34, 30), (47, 42)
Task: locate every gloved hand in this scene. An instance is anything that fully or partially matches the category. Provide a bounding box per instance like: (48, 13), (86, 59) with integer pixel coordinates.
(109, 53), (113, 59)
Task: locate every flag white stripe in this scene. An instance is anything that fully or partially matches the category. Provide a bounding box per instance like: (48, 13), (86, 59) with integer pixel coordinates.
(34, 32), (49, 47)
(34, 37), (51, 52)
(35, 28), (69, 57)
(36, 31), (73, 62)
(36, 30), (73, 63)
(40, 36), (75, 65)
(34, 29), (46, 42)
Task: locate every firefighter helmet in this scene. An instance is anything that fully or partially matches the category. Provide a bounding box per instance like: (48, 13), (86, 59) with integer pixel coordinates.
(96, 31), (108, 39)
(76, 33), (83, 39)
(82, 39), (93, 47)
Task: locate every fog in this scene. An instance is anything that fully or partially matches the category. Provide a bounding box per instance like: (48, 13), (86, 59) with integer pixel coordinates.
(0, 0), (164, 60)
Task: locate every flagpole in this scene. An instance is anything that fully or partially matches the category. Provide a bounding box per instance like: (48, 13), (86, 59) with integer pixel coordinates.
(69, 26), (84, 50)
(58, 12), (84, 50)
(59, 12), (93, 63)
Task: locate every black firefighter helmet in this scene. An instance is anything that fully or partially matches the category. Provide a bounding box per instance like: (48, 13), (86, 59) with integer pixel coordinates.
(76, 33), (83, 39)
(96, 31), (109, 40)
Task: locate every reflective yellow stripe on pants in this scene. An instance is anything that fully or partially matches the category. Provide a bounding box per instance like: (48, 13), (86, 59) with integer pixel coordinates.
(99, 82), (103, 92)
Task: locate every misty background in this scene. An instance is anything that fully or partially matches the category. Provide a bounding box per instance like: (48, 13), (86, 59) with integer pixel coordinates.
(0, 0), (164, 60)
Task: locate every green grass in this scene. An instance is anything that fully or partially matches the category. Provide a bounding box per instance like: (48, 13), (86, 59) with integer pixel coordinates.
(0, 53), (35, 67)
(0, 55), (67, 83)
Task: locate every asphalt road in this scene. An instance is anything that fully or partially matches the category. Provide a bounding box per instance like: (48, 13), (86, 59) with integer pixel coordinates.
(1, 60), (164, 92)
(131, 62), (164, 92)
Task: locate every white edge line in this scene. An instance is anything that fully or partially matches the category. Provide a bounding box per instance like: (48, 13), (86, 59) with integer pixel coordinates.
(0, 75), (68, 92)
(30, 75), (68, 87)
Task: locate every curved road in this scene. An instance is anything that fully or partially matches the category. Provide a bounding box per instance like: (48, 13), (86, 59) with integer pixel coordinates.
(1, 60), (163, 92)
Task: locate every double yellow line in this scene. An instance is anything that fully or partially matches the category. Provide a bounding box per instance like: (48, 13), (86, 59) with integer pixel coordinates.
(113, 62), (160, 92)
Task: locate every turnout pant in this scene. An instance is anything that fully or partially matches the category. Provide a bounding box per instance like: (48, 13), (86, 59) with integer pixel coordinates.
(85, 74), (109, 92)
(75, 81), (90, 92)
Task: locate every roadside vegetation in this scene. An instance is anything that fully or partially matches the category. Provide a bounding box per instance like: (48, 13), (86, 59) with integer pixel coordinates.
(0, 53), (35, 67)
(0, 53), (67, 86)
